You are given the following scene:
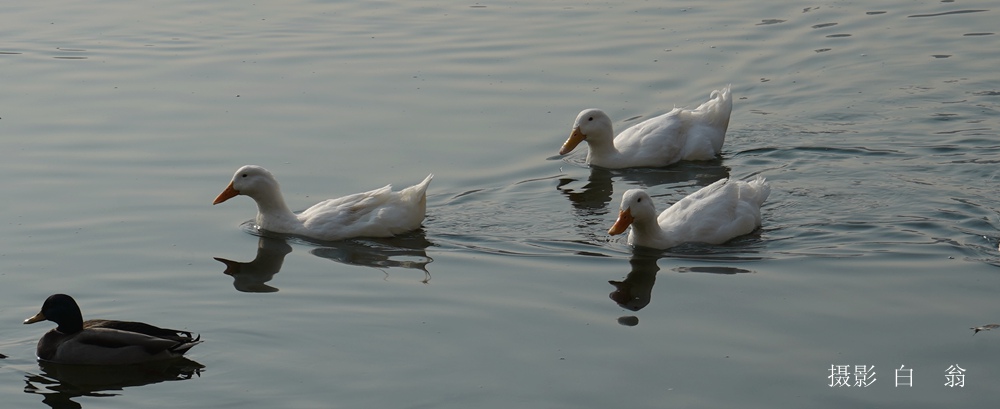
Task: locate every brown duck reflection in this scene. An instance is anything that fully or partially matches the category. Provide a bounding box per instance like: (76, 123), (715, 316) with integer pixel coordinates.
(24, 358), (203, 409)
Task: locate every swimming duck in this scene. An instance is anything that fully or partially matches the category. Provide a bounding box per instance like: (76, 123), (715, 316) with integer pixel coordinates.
(608, 176), (770, 249)
(559, 85), (732, 169)
(213, 165), (433, 241)
(23, 294), (201, 365)
(971, 324), (999, 335)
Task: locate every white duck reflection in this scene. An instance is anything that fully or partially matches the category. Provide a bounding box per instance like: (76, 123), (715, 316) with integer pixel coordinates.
(310, 233), (434, 283)
(610, 250), (755, 326)
(556, 161), (731, 215)
(216, 231), (434, 292)
(215, 236), (293, 293)
(609, 253), (660, 313)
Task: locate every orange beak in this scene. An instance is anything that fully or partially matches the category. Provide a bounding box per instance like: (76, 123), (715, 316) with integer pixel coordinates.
(559, 128), (586, 155)
(608, 208), (634, 235)
(213, 181), (240, 205)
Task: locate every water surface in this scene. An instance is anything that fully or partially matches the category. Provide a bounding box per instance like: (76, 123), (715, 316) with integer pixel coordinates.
(2, 1), (999, 408)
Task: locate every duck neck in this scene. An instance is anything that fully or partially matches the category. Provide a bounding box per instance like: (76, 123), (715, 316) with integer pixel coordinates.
(630, 217), (663, 238)
(631, 217), (675, 247)
(586, 134), (620, 159)
(57, 312), (84, 334)
(252, 188), (298, 228)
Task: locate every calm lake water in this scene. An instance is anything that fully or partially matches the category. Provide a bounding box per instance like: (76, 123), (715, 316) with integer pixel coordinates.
(2, 0), (999, 408)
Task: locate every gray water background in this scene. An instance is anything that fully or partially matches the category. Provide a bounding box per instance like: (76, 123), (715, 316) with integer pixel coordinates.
(2, 1), (999, 408)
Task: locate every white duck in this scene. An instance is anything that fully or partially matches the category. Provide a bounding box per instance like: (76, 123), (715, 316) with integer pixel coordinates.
(608, 176), (770, 249)
(559, 85), (732, 169)
(213, 165), (432, 241)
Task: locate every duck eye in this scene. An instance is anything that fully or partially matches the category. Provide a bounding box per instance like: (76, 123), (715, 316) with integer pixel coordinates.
(588, 116), (594, 121)
(637, 197), (642, 202)
(241, 174), (248, 178)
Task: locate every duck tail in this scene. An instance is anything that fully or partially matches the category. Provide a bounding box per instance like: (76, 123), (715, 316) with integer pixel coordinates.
(695, 84), (733, 131)
(420, 173), (434, 189)
(169, 334), (203, 356)
(401, 174), (433, 204)
(415, 174), (433, 194)
(744, 175), (771, 207)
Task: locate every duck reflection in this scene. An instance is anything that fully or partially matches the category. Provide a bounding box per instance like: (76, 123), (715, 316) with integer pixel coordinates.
(673, 266), (754, 275)
(24, 358), (203, 409)
(609, 248), (755, 326)
(216, 231), (435, 291)
(609, 251), (660, 312)
(215, 236), (292, 293)
(557, 167), (615, 212)
(311, 232), (434, 283)
(557, 161), (731, 213)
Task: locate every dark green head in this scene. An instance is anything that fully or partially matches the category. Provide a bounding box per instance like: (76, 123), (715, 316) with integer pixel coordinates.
(24, 294), (84, 333)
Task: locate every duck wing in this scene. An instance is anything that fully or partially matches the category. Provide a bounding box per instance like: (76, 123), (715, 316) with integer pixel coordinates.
(297, 185), (394, 235)
(655, 179), (752, 244)
(657, 178), (732, 225)
(75, 327), (190, 352)
(42, 326), (201, 364)
(621, 86), (733, 165)
(613, 110), (689, 166)
(660, 178), (768, 244)
(85, 319), (196, 343)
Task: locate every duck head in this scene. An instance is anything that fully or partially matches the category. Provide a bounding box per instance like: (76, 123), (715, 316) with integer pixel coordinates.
(213, 165), (281, 205)
(24, 294), (84, 333)
(608, 189), (656, 235)
(560, 108), (613, 155)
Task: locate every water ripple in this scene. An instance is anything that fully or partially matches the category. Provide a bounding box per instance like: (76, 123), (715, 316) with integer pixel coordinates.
(908, 10), (988, 18)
